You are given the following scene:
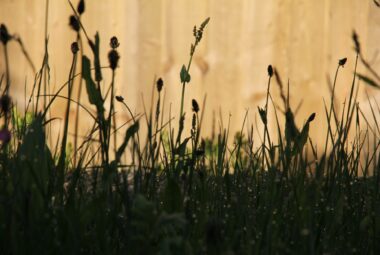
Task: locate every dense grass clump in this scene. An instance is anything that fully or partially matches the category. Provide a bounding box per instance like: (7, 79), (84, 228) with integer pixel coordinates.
(0, 1), (380, 254)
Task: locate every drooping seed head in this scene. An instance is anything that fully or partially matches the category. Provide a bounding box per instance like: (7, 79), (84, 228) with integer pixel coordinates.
(115, 96), (124, 102)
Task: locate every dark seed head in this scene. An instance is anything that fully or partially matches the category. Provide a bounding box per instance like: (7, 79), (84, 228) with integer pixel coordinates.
(156, 78), (164, 92)
(71, 42), (79, 54)
(258, 107), (267, 125)
(108, 50), (120, 70)
(0, 24), (11, 45)
(339, 58), (347, 67)
(77, 0), (85, 15)
(352, 31), (360, 54)
(307, 113), (316, 122)
(192, 99), (199, 113)
(110, 36), (120, 49)
(0, 95), (11, 113)
(267, 65), (273, 77)
(115, 96), (124, 102)
(192, 113), (197, 130)
(69, 15), (80, 32)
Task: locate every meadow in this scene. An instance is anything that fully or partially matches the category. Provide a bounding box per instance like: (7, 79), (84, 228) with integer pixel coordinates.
(0, 1), (379, 254)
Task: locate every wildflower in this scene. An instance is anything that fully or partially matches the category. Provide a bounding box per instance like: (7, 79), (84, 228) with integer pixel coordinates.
(69, 15), (80, 32)
(0, 24), (11, 45)
(77, 0), (85, 15)
(115, 96), (124, 102)
(71, 42), (79, 54)
(108, 50), (120, 70)
(267, 65), (273, 77)
(192, 99), (199, 113)
(0, 128), (11, 144)
(156, 78), (164, 92)
(110, 36), (120, 49)
(339, 58), (347, 67)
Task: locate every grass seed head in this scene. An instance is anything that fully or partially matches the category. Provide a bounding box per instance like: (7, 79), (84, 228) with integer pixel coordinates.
(156, 78), (164, 92)
(110, 36), (120, 49)
(339, 57), (347, 67)
(71, 42), (79, 54)
(77, 0), (85, 15)
(192, 99), (200, 113)
(307, 112), (316, 122)
(115, 96), (124, 102)
(108, 49), (120, 70)
(0, 95), (11, 114)
(268, 65), (273, 77)
(69, 15), (80, 32)
(0, 24), (11, 45)
(352, 31), (361, 54)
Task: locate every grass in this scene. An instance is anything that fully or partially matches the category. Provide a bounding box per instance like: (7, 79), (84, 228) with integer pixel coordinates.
(0, 1), (380, 254)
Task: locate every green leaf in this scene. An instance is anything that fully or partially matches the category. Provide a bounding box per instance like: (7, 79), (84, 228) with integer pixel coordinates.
(296, 122), (310, 153)
(15, 113), (54, 204)
(357, 73), (380, 89)
(285, 109), (299, 144)
(175, 137), (190, 156)
(113, 121), (139, 164)
(94, 32), (102, 82)
(180, 65), (191, 83)
(82, 55), (104, 112)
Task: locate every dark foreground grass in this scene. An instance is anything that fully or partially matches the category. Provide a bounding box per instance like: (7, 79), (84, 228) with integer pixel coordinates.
(0, 1), (380, 254)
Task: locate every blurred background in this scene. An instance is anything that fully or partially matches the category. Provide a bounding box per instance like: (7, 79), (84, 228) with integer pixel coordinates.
(1, 0), (380, 150)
